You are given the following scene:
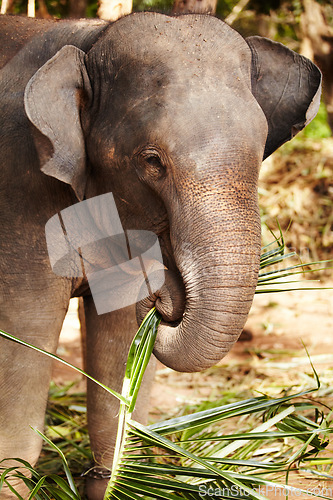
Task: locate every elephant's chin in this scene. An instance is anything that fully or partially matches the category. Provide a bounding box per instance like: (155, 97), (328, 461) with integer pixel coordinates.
(136, 268), (185, 325)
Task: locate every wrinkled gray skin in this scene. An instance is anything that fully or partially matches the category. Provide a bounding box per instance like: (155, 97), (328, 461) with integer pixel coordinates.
(0, 12), (321, 499)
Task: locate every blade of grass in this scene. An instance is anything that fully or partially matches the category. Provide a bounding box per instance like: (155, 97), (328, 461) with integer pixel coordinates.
(33, 429), (79, 498)
(0, 329), (127, 405)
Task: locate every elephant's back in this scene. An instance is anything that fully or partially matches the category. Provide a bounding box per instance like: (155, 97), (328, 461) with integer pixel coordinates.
(0, 15), (108, 75)
(0, 15), (54, 70)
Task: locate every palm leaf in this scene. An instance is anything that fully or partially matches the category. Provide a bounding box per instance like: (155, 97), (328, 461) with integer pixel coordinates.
(0, 231), (332, 499)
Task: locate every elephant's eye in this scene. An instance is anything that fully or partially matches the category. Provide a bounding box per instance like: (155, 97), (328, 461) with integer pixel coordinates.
(141, 151), (166, 180)
(146, 154), (163, 170)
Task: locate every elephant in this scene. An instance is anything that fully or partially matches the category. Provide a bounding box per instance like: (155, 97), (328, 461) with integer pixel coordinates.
(0, 11), (321, 500)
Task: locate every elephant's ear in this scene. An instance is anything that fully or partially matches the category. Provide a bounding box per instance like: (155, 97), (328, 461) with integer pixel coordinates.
(24, 45), (90, 201)
(246, 36), (322, 160)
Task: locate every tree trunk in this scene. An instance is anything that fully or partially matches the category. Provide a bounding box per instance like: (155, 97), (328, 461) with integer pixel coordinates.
(27, 0), (35, 17)
(69, 0), (88, 18)
(300, 0), (333, 134)
(36, 0), (52, 18)
(0, 0), (14, 14)
(172, 0), (217, 15)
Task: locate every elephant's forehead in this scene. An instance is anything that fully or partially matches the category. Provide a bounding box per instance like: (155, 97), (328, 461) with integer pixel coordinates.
(99, 77), (266, 166)
(88, 12), (252, 87)
(87, 12), (267, 159)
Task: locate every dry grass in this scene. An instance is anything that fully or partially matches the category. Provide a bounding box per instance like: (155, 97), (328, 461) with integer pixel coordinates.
(259, 137), (333, 273)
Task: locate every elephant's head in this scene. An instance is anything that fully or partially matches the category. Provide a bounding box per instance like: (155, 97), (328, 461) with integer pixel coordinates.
(24, 13), (321, 372)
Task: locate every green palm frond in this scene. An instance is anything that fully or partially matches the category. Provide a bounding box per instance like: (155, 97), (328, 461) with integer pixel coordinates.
(257, 223), (332, 292)
(0, 232), (332, 500)
(102, 325), (332, 499)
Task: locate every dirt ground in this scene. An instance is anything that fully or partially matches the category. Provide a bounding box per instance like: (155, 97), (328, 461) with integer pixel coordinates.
(52, 282), (333, 499)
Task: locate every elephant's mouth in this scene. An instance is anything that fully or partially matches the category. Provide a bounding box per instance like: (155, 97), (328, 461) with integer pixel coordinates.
(136, 267), (186, 327)
(161, 319), (181, 328)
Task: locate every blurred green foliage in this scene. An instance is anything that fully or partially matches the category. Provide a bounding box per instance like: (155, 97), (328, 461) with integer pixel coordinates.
(133, 0), (172, 13)
(11, 0), (71, 18)
(303, 102), (332, 140)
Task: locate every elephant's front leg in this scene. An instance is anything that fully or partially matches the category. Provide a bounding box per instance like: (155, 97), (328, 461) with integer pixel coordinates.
(83, 297), (156, 500)
(0, 276), (71, 499)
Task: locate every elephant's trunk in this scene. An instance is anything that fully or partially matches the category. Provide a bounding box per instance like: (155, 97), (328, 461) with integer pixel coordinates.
(138, 161), (262, 373)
